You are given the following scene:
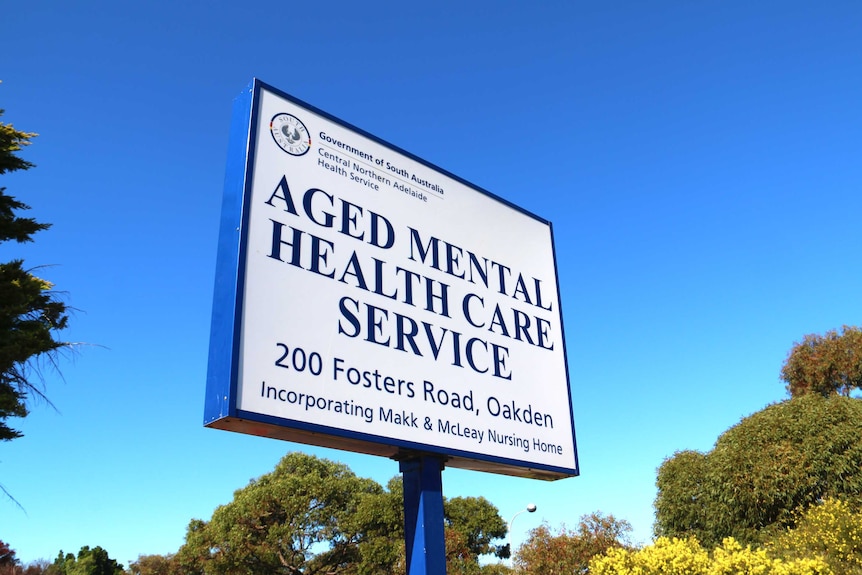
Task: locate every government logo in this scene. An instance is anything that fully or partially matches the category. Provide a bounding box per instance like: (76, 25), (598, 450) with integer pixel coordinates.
(270, 113), (311, 156)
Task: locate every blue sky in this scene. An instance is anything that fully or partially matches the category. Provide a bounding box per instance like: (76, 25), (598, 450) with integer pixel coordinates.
(3, 0), (861, 566)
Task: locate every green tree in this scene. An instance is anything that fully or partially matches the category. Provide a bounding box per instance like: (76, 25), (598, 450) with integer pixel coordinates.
(172, 520), (209, 575)
(47, 547), (123, 575)
(655, 394), (862, 547)
(514, 513), (632, 575)
(441, 496), (508, 575)
(0, 105), (70, 443)
(176, 452), (383, 575)
(781, 325), (862, 397)
(125, 555), (174, 575)
(653, 450), (709, 540)
(333, 475), (508, 575)
(475, 564), (510, 575)
(177, 454), (510, 575)
(350, 477), (405, 575)
(445, 496), (508, 561)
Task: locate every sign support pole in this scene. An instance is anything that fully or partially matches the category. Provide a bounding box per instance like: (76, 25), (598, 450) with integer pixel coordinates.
(400, 455), (446, 575)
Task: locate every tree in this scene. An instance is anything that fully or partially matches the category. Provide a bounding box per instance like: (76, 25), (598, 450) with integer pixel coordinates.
(653, 450), (710, 541)
(46, 547), (123, 575)
(19, 560), (50, 575)
(347, 477), (509, 575)
(0, 105), (70, 443)
(176, 454), (511, 575)
(176, 452), (383, 575)
(126, 555), (174, 575)
(514, 513), (632, 575)
(443, 496), (508, 575)
(781, 326), (862, 397)
(654, 394), (862, 547)
(352, 478), (405, 575)
(0, 541), (18, 575)
(474, 564), (510, 575)
(172, 520), (209, 575)
(445, 496), (508, 561)
(0, 543), (49, 575)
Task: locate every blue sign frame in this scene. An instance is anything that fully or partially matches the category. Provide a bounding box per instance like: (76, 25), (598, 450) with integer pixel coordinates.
(205, 79), (579, 480)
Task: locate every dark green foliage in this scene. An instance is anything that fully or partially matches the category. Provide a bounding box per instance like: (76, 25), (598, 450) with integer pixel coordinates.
(653, 450), (709, 539)
(654, 394), (862, 547)
(0, 259), (69, 440)
(349, 477), (510, 575)
(475, 563), (511, 575)
(445, 496), (508, 559)
(0, 114), (35, 175)
(0, 109), (46, 243)
(350, 477), (405, 575)
(0, 192), (48, 244)
(172, 520), (209, 575)
(0, 107), (69, 442)
(46, 547), (122, 575)
(177, 452), (383, 575)
(176, 453), (510, 575)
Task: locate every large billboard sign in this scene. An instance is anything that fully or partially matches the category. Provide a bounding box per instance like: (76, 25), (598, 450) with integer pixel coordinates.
(206, 79), (578, 479)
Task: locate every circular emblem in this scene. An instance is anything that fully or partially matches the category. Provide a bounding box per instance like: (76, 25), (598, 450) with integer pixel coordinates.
(270, 113), (311, 156)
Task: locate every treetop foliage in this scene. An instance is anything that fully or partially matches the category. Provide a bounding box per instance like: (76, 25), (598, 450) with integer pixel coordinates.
(781, 325), (862, 398)
(1, 112), (47, 245)
(655, 394), (862, 547)
(126, 555), (172, 575)
(0, 111), (36, 175)
(175, 452), (509, 575)
(177, 452), (381, 575)
(444, 496), (508, 559)
(514, 512), (632, 575)
(0, 105), (70, 444)
(0, 541), (17, 570)
(46, 547), (123, 575)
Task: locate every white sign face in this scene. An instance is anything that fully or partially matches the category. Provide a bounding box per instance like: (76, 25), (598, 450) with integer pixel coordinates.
(206, 80), (578, 479)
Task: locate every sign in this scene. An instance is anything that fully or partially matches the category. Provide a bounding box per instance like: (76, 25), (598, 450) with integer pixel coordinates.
(206, 79), (578, 479)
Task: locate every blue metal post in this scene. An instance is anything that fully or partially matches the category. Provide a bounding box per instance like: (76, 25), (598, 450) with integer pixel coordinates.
(400, 456), (446, 575)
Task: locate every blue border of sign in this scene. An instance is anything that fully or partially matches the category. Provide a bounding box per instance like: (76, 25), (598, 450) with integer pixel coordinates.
(205, 79), (579, 480)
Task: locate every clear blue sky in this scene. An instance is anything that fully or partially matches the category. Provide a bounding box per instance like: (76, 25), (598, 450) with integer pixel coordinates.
(4, 0), (861, 566)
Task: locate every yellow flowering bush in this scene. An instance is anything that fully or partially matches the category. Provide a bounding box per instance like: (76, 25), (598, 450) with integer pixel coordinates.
(769, 498), (862, 575)
(590, 536), (832, 575)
